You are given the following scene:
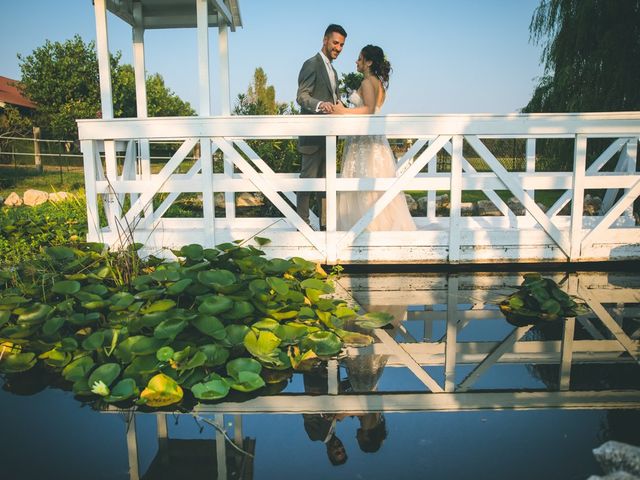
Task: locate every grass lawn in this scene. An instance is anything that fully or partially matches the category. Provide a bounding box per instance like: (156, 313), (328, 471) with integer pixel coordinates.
(0, 165), (86, 198)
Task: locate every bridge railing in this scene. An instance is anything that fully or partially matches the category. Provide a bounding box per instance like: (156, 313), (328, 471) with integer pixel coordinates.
(77, 112), (640, 264)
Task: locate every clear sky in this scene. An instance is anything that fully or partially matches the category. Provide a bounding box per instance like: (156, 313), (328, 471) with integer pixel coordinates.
(0, 0), (545, 115)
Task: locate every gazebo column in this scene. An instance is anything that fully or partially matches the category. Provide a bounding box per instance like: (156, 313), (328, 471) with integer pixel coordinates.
(93, 0), (121, 231)
(197, 0), (216, 246)
(132, 1), (153, 228)
(218, 20), (236, 219)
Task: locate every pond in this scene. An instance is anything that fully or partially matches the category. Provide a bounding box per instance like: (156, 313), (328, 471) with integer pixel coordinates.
(2, 269), (639, 479)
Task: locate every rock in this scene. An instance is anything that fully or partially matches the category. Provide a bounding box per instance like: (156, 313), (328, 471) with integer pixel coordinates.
(593, 441), (640, 476)
(23, 189), (49, 206)
(476, 200), (502, 216)
(236, 192), (264, 207)
(507, 196), (526, 215)
(584, 193), (603, 216)
(4, 192), (22, 207)
(48, 191), (73, 203)
(587, 473), (640, 480)
(405, 194), (418, 212)
(214, 193), (225, 209)
(461, 202), (475, 216)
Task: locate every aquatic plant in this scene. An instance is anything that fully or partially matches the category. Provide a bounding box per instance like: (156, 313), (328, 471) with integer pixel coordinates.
(499, 273), (590, 326)
(0, 239), (391, 407)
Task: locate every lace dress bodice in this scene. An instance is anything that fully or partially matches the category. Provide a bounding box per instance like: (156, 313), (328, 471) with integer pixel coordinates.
(348, 91), (381, 113)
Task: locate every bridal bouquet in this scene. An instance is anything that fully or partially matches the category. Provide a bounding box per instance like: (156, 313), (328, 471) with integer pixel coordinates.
(339, 72), (363, 106)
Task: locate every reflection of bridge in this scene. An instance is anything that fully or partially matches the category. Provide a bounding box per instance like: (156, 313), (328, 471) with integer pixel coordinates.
(78, 114), (640, 264)
(117, 271), (640, 479)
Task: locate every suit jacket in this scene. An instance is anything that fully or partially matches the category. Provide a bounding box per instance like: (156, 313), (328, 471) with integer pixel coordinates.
(296, 53), (339, 153)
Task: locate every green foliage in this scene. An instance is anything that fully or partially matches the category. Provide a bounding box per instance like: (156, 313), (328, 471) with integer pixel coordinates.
(524, 0), (640, 113)
(499, 273), (590, 326)
(0, 239), (388, 408)
(18, 35), (194, 139)
(233, 67), (299, 174)
(339, 72), (364, 104)
(0, 199), (87, 268)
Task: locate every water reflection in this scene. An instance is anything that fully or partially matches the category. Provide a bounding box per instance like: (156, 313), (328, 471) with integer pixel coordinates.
(2, 270), (640, 479)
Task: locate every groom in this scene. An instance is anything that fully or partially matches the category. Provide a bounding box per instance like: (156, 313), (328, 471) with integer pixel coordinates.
(296, 24), (347, 229)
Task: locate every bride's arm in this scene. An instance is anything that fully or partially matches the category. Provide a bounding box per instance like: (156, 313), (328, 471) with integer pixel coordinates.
(333, 78), (377, 115)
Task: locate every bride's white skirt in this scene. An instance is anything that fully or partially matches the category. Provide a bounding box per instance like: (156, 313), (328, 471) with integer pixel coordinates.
(337, 135), (417, 232)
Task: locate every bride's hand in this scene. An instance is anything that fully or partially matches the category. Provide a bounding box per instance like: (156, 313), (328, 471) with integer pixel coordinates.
(333, 102), (349, 114)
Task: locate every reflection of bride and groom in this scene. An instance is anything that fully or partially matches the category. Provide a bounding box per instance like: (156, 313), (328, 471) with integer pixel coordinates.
(296, 24), (416, 232)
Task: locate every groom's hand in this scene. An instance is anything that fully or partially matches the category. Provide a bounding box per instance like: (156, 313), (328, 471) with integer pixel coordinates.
(319, 101), (334, 113)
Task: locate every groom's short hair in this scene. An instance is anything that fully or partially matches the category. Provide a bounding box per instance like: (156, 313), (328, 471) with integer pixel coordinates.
(324, 24), (347, 38)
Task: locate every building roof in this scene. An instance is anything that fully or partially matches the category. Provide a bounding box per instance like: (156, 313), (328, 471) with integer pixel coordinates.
(0, 76), (36, 109)
(106, 0), (242, 30)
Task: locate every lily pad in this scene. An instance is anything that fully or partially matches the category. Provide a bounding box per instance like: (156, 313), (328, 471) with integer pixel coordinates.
(198, 296), (233, 315)
(62, 355), (95, 382)
(52, 280), (81, 295)
(191, 315), (226, 339)
(199, 344), (230, 367)
(191, 375), (231, 400)
(301, 331), (342, 356)
(139, 373), (183, 407)
(88, 363), (121, 389)
(104, 378), (139, 403)
(0, 352), (37, 373)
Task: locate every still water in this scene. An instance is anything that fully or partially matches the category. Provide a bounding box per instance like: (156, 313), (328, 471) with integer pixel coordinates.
(1, 270), (639, 480)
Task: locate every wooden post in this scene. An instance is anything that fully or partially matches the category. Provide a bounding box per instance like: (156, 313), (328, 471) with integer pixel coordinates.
(33, 127), (42, 173)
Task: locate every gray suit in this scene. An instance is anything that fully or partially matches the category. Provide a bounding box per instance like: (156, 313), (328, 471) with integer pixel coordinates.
(296, 53), (339, 225)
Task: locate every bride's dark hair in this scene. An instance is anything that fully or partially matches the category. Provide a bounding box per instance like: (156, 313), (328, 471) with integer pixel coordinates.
(361, 45), (392, 89)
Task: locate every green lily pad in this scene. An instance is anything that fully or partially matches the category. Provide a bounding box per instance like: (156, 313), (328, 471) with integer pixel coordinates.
(226, 357), (262, 378)
(244, 329), (281, 358)
(198, 296), (233, 315)
(179, 244), (204, 261)
(45, 246), (76, 261)
(62, 355), (95, 382)
(228, 370), (265, 392)
(83, 284), (109, 297)
(104, 378), (139, 403)
(141, 299), (176, 314)
(263, 258), (293, 274)
(179, 351), (207, 371)
(52, 280), (81, 295)
(221, 301), (255, 321)
(199, 344), (230, 367)
(302, 331), (342, 356)
(139, 373), (183, 407)
(156, 346), (175, 362)
(267, 277), (289, 296)
(109, 292), (135, 311)
(81, 331), (105, 350)
(88, 363), (122, 388)
(42, 316), (65, 336)
(191, 375), (230, 400)
(17, 303), (53, 325)
(0, 352), (37, 373)
(191, 315), (226, 339)
(355, 311), (395, 329)
(166, 278), (193, 295)
(154, 318), (187, 340)
(300, 278), (333, 293)
(197, 270), (236, 290)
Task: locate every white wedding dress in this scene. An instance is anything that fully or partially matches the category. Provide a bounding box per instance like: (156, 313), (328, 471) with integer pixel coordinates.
(337, 92), (417, 231)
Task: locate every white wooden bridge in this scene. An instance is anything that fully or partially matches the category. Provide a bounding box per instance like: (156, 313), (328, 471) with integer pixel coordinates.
(78, 113), (640, 264)
(79, 0), (640, 264)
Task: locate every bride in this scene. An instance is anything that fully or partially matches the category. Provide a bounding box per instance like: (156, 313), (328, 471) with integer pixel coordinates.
(332, 45), (416, 232)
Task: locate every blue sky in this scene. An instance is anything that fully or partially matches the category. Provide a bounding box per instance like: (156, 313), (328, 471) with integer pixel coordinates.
(1, 0), (544, 115)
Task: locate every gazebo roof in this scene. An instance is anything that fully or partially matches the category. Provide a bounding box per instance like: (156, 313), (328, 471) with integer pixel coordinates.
(105, 0), (242, 30)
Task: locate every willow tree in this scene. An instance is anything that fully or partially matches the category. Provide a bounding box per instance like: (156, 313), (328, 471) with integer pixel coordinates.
(524, 0), (640, 113)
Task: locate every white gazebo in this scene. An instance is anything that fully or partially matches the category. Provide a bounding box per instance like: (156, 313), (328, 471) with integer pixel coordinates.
(79, 1), (640, 265)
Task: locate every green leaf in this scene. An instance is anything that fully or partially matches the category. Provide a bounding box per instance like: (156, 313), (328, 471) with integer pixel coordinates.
(153, 318), (187, 340)
(179, 351), (207, 371)
(267, 277), (289, 296)
(221, 300), (255, 321)
(45, 246), (75, 261)
(301, 331), (342, 356)
(109, 292), (135, 311)
(62, 355), (95, 382)
(141, 299), (176, 314)
(83, 284), (109, 297)
(52, 280), (81, 295)
(166, 278), (193, 295)
(17, 303), (53, 325)
(228, 370), (265, 392)
(244, 329), (281, 358)
(222, 324), (250, 347)
(0, 295), (30, 306)
(263, 259), (293, 274)
(81, 331), (105, 350)
(156, 346), (175, 362)
(104, 378), (139, 403)
(42, 316), (65, 336)
(179, 244), (204, 261)
(197, 270), (237, 290)
(191, 376), (230, 400)
(139, 373), (183, 407)
(355, 311), (395, 329)
(540, 298), (562, 314)
(191, 315), (226, 339)
(300, 278), (333, 293)
(60, 337), (79, 352)
(88, 363), (121, 388)
(254, 237), (271, 246)
(226, 357), (262, 378)
(199, 344), (230, 367)
(0, 352), (37, 373)
(198, 296), (233, 315)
